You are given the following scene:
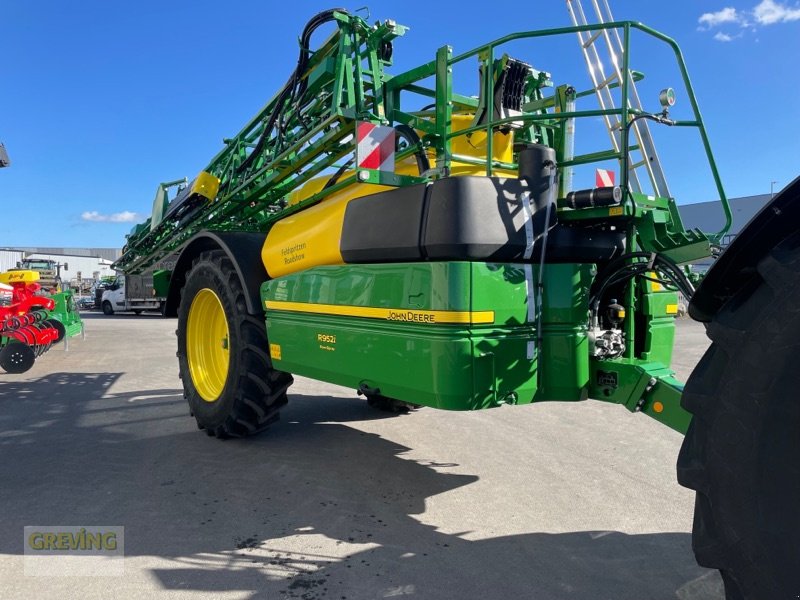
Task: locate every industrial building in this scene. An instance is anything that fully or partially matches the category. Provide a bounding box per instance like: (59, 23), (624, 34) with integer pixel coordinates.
(679, 193), (771, 243)
(0, 247), (121, 292)
(10, 246), (121, 262)
(0, 249), (24, 273)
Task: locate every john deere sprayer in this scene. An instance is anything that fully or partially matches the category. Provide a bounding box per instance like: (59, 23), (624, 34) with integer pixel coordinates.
(114, 5), (799, 597)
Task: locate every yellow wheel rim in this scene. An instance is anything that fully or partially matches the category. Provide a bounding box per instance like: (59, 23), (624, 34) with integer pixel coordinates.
(187, 288), (230, 402)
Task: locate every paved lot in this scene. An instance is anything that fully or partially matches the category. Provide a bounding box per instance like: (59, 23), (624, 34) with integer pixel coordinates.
(0, 313), (722, 599)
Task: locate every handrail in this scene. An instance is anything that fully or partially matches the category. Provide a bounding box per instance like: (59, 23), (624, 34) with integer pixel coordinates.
(386, 20), (732, 242)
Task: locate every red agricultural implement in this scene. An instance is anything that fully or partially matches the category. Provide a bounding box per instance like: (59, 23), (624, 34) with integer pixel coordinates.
(0, 270), (68, 373)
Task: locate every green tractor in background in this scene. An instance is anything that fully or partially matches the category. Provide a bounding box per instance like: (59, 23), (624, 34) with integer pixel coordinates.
(16, 257), (64, 293)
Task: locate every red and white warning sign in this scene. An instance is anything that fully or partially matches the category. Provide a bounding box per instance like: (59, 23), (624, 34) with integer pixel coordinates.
(356, 122), (395, 172)
(595, 168), (615, 188)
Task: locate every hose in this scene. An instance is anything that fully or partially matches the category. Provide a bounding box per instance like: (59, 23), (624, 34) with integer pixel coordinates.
(589, 251), (694, 328)
(394, 124), (430, 175)
(237, 9), (349, 176)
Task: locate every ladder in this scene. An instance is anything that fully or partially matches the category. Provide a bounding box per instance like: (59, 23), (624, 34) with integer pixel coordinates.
(566, 0), (671, 198)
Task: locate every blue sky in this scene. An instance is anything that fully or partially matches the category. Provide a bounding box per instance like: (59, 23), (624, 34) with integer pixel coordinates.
(1, 0), (798, 247)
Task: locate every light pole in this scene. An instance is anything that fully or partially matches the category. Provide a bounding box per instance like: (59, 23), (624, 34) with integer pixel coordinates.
(771, 180), (778, 198)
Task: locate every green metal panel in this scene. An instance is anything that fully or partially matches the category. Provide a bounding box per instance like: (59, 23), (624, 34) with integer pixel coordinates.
(152, 269), (170, 299)
(49, 291), (83, 338)
(261, 262), (593, 410)
(636, 278), (679, 365)
(538, 263), (594, 401)
(261, 262), (533, 410)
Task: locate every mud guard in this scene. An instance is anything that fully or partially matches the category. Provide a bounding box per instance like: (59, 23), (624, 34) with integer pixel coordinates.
(164, 232), (268, 317)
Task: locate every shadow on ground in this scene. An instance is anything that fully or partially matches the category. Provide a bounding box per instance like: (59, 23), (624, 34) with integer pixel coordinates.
(0, 373), (720, 599)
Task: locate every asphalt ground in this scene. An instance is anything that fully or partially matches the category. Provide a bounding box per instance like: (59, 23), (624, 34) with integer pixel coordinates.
(0, 313), (721, 600)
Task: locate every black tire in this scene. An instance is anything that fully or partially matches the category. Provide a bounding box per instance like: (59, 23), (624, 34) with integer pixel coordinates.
(176, 250), (293, 438)
(133, 310), (143, 315)
(102, 301), (114, 316)
(677, 238), (800, 599)
(0, 343), (36, 374)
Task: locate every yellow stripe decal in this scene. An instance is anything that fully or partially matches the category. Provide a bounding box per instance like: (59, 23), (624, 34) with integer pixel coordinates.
(265, 300), (495, 325)
(666, 304), (679, 315)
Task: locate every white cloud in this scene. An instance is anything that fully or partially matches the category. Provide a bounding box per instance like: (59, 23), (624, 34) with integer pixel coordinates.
(699, 1), (800, 39)
(699, 7), (741, 27)
(753, 0), (800, 23)
(81, 210), (143, 223)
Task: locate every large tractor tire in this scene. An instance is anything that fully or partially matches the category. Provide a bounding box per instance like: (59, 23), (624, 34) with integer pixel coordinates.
(176, 250), (293, 438)
(677, 240), (800, 599)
